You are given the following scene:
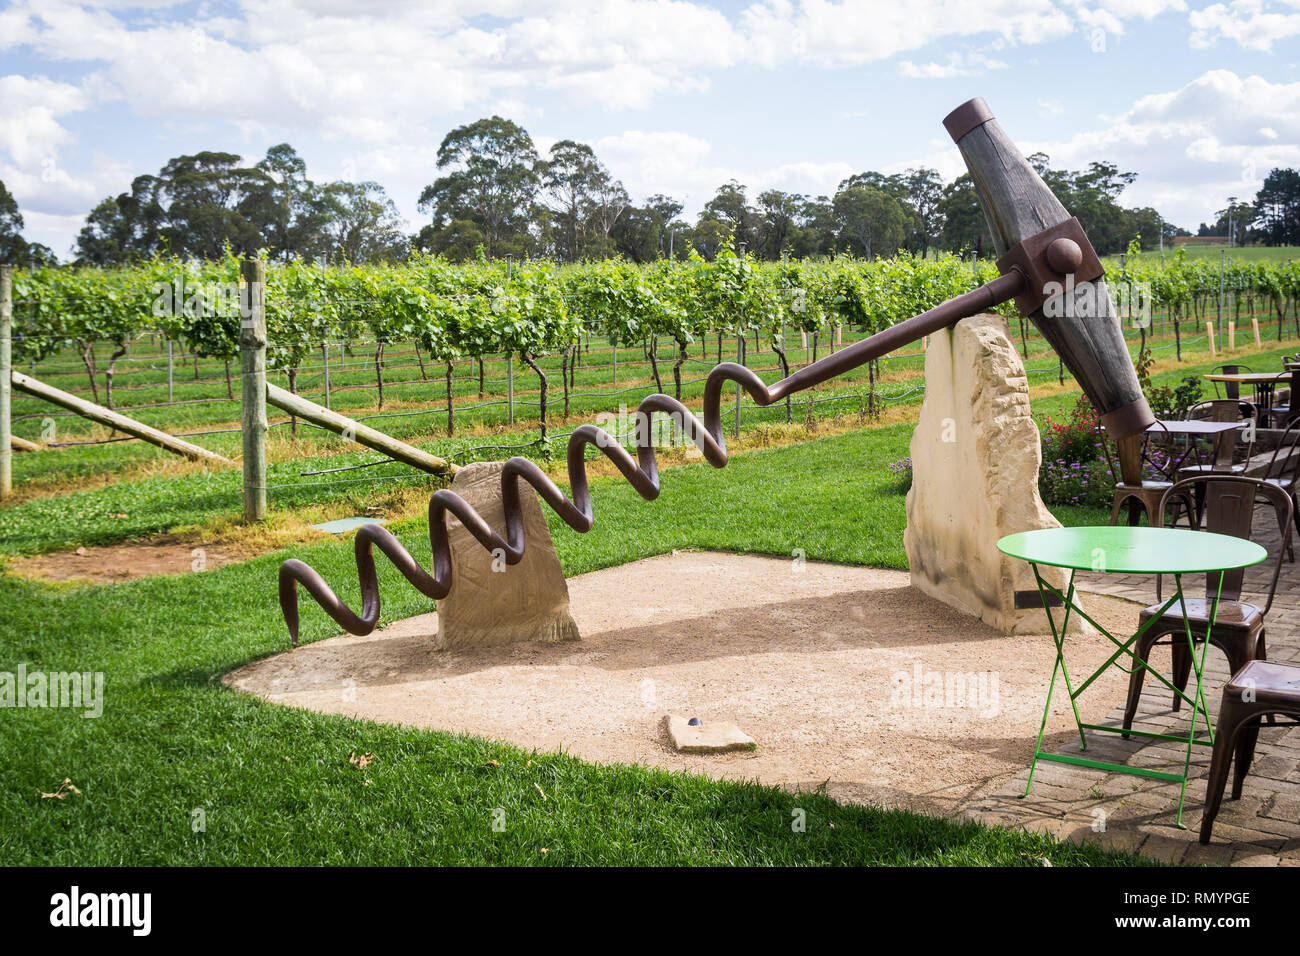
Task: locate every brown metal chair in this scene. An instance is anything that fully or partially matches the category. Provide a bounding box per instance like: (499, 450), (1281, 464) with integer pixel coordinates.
(1266, 367), (1299, 428)
(1121, 475), (1293, 734)
(1210, 363), (1253, 401)
(1201, 659), (1300, 843)
(1178, 399), (1255, 482)
(1259, 416), (1300, 560)
(1106, 422), (1196, 527)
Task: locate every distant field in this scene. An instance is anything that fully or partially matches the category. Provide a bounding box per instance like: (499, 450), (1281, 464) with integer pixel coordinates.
(1101, 244), (1298, 267)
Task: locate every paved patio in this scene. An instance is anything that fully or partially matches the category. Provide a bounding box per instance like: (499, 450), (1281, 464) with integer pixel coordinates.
(962, 504), (1300, 865)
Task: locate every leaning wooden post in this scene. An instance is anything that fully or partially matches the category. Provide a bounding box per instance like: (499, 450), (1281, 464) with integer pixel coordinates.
(1207, 321), (1217, 360)
(240, 259), (268, 522)
(1, 265), (12, 498)
(12, 371), (232, 463)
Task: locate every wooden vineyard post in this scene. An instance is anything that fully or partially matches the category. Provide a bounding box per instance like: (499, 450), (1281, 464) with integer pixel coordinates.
(321, 342), (331, 409)
(166, 338), (174, 402)
(265, 384), (456, 476)
(240, 259), (268, 522)
(507, 351), (514, 423)
(1228, 320), (1236, 352)
(734, 335), (743, 439)
(1253, 317), (1262, 349)
(1207, 322), (1217, 360)
(11, 372), (233, 464)
(1, 265), (12, 497)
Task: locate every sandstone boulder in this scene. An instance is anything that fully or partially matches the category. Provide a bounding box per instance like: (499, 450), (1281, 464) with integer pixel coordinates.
(905, 313), (1086, 634)
(436, 461), (581, 649)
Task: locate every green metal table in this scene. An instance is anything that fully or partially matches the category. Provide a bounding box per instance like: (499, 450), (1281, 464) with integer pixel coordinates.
(997, 526), (1267, 828)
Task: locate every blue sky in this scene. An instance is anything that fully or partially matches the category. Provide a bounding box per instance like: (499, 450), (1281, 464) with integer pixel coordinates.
(2, 0), (1299, 258)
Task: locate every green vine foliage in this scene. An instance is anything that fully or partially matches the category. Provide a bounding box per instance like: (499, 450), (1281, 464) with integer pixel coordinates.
(10, 250), (1300, 386)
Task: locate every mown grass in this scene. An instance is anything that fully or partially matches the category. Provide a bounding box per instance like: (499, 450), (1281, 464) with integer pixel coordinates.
(0, 423), (1150, 866)
(1099, 245), (1300, 266)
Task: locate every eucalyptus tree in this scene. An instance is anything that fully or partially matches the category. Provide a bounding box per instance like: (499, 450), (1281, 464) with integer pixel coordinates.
(324, 181), (408, 263)
(832, 184), (910, 259)
(0, 180), (56, 264)
(541, 140), (602, 263)
(418, 116), (541, 259)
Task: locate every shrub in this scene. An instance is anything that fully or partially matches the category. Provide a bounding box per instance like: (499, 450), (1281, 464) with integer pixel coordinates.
(1039, 456), (1113, 507)
(1146, 375), (1204, 420)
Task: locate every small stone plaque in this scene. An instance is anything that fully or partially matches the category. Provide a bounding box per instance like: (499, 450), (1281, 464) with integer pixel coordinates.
(664, 714), (756, 754)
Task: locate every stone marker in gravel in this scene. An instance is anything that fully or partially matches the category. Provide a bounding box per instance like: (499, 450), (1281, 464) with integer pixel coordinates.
(436, 461), (580, 649)
(665, 714), (756, 754)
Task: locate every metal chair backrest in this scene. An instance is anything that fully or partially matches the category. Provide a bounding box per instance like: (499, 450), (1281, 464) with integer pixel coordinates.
(1157, 475), (1293, 612)
(1211, 364), (1252, 400)
(1264, 416), (1300, 485)
(1184, 398), (1241, 422)
(1136, 419), (1177, 483)
(1184, 399), (1251, 469)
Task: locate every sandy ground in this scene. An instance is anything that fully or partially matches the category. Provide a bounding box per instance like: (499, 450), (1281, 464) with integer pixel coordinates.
(7, 536), (240, 583)
(225, 550), (1141, 817)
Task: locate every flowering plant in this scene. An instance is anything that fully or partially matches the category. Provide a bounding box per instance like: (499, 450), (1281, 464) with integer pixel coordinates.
(1039, 396), (1112, 507)
(888, 456), (913, 493)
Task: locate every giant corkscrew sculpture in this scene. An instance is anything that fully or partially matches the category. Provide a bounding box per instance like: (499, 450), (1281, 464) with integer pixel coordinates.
(278, 98), (1157, 646)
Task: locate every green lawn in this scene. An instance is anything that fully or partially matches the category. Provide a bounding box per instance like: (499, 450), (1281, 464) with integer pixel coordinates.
(0, 424), (1149, 866)
(1102, 245), (1298, 265)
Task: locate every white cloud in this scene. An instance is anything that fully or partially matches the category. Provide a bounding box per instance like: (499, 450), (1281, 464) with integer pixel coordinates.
(898, 49), (1010, 77)
(1, 0), (1199, 154)
(1064, 0), (1188, 37)
(1017, 70), (1300, 227)
(741, 0), (1075, 68)
(0, 75), (92, 167)
(1189, 0), (1300, 51)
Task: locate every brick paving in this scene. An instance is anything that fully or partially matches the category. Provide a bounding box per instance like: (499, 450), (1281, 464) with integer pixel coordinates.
(962, 505), (1300, 865)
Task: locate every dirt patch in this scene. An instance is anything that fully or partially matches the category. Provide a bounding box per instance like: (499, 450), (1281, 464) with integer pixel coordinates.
(7, 535), (244, 584)
(226, 550), (1142, 818)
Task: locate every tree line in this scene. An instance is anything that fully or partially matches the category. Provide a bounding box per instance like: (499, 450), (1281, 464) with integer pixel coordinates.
(1197, 167), (1300, 246)
(3, 114), (1298, 268)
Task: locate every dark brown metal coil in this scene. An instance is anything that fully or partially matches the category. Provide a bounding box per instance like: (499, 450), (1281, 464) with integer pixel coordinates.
(278, 272), (1025, 646)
